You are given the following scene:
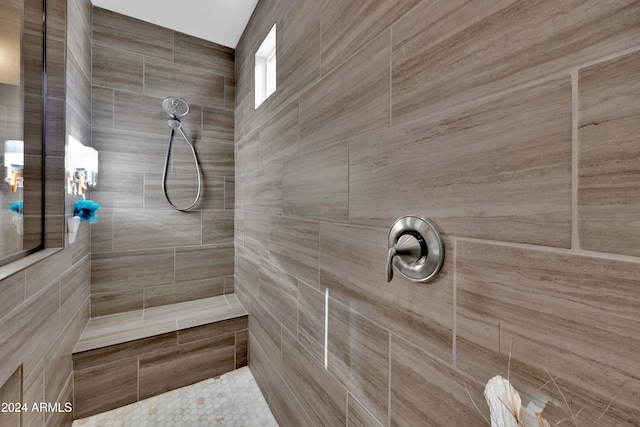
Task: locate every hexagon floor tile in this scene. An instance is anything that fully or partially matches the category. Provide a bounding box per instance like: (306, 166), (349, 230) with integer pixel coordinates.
(72, 367), (279, 426)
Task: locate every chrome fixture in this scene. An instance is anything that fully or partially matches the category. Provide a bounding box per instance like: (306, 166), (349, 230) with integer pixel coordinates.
(161, 97), (202, 211)
(387, 216), (444, 283)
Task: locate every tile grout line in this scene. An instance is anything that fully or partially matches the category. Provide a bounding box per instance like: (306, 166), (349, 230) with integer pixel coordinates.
(388, 331), (392, 427)
(452, 238), (457, 367)
(570, 44), (640, 74)
(389, 26), (393, 129)
(571, 69), (580, 251)
(111, 209), (115, 252)
(454, 234), (640, 264)
(345, 391), (349, 427)
(136, 356), (140, 402)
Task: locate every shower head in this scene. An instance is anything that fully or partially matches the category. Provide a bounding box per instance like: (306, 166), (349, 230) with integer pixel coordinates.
(167, 118), (182, 130)
(162, 97), (189, 117)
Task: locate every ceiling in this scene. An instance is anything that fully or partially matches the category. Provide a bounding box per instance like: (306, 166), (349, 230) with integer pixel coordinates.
(90, 0), (259, 49)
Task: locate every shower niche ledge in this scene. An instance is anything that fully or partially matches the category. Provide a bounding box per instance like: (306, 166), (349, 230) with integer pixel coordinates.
(71, 294), (248, 420)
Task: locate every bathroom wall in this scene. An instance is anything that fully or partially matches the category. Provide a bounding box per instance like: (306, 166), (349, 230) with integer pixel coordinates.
(234, 1), (640, 426)
(0, 0), (92, 426)
(89, 8), (235, 316)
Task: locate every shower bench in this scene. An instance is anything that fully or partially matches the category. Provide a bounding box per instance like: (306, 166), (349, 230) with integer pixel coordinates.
(71, 294), (248, 419)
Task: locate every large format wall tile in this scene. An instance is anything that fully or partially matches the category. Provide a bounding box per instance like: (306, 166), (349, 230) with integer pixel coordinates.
(113, 210), (201, 251)
(23, 361), (44, 427)
(175, 244), (235, 282)
(224, 177), (235, 210)
(281, 329), (348, 427)
(178, 317), (247, 345)
(348, 394), (384, 427)
(235, 245), (260, 300)
(202, 210), (234, 245)
(73, 357), (138, 418)
(391, 336), (487, 426)
(250, 301), (283, 372)
(320, 223), (453, 362)
(91, 290), (144, 317)
(173, 32), (235, 79)
(236, 131), (261, 176)
(578, 51), (640, 256)
(0, 282), (59, 386)
(203, 107), (235, 142)
(91, 249), (174, 294)
(144, 57), (225, 109)
(297, 281), (325, 363)
(243, 212), (270, 259)
(258, 260), (298, 335)
(178, 138), (234, 178)
(145, 277), (225, 309)
(242, 164), (283, 215)
(91, 168), (144, 210)
(269, 215), (319, 288)
(283, 142), (349, 222)
(274, 0), (320, 107)
(74, 332), (174, 371)
(138, 334), (235, 399)
(92, 44), (143, 93)
(59, 256), (90, 329)
(299, 31), (390, 154)
(91, 7), (235, 320)
(0, 272), (25, 320)
(45, 377), (74, 427)
(328, 299), (389, 424)
(259, 99), (299, 168)
(224, 78), (235, 111)
(392, 0), (640, 125)
(250, 333), (316, 427)
(93, 7), (173, 60)
(351, 76), (572, 247)
(44, 305), (87, 404)
(238, 1), (640, 426)
(112, 89), (161, 135)
(456, 241), (640, 425)
(91, 127), (167, 174)
(25, 248), (72, 298)
(320, 0), (420, 75)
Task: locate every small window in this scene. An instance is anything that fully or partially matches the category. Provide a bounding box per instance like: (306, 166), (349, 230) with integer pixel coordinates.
(255, 24), (276, 109)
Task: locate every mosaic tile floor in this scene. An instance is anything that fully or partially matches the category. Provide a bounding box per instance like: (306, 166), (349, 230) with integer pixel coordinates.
(72, 367), (279, 427)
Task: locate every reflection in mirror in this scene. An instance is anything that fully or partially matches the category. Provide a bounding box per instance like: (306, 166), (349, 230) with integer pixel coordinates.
(0, 0), (24, 260)
(0, 0), (44, 265)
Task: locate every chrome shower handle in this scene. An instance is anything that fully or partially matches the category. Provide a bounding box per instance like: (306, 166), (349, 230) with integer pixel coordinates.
(387, 216), (445, 283)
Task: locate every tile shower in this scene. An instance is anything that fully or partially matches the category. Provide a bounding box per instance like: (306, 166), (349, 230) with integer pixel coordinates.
(234, 0), (640, 426)
(0, 1), (639, 427)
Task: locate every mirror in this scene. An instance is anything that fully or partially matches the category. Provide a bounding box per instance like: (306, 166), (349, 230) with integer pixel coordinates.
(0, 0), (44, 265)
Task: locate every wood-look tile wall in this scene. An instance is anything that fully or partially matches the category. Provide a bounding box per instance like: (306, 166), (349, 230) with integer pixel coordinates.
(235, 1), (640, 426)
(72, 317), (248, 419)
(0, 0), (91, 426)
(89, 8), (235, 316)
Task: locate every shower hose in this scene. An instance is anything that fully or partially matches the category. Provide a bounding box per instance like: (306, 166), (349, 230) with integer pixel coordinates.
(162, 122), (202, 211)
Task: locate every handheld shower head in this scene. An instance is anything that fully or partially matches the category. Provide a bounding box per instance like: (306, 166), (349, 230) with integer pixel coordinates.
(167, 118), (182, 130)
(162, 97), (189, 117)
